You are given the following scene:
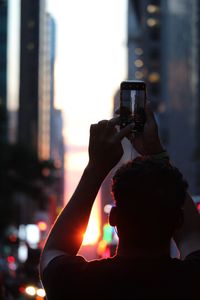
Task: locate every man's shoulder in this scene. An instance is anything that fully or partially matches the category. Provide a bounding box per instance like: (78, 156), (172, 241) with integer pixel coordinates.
(177, 249), (200, 272)
(42, 254), (114, 276)
(184, 249), (200, 261)
(173, 249), (200, 268)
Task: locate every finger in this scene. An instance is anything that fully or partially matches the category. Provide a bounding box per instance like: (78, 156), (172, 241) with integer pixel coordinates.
(114, 123), (135, 142)
(97, 117), (119, 131)
(97, 120), (109, 127)
(90, 122), (107, 136)
(108, 116), (120, 126)
(91, 119), (117, 138)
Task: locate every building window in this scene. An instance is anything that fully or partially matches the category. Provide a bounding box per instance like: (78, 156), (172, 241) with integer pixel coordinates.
(27, 20), (35, 29)
(147, 4), (160, 14)
(146, 18), (159, 27)
(134, 59), (144, 68)
(135, 71), (144, 80)
(26, 43), (35, 51)
(134, 48), (143, 56)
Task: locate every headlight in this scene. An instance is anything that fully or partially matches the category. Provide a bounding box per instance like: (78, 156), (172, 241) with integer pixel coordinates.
(25, 285), (36, 296)
(24, 285), (46, 298)
(36, 288), (46, 297)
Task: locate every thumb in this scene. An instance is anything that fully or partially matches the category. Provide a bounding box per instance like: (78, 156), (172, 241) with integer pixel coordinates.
(115, 123), (134, 142)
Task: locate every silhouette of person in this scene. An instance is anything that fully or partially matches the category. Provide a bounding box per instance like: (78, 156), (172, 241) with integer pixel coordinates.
(40, 103), (200, 300)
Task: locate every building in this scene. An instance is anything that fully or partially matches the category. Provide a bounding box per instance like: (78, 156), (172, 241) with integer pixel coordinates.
(18, 0), (41, 153)
(128, 0), (200, 194)
(18, 0), (65, 223)
(48, 15), (56, 161)
(18, 0), (52, 160)
(127, 0), (161, 109)
(52, 109), (65, 208)
(38, 11), (54, 161)
(0, 0), (8, 144)
(161, 0), (200, 194)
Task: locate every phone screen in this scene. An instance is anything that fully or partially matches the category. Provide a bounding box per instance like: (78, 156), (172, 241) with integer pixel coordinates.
(121, 89), (146, 116)
(120, 81), (146, 131)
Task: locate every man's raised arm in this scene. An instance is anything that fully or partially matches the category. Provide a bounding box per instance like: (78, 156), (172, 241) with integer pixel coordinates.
(40, 119), (133, 274)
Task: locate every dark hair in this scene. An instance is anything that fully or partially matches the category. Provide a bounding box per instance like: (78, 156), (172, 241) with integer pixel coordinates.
(111, 157), (188, 244)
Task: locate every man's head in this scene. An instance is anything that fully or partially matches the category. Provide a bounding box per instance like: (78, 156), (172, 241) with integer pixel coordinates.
(110, 157), (188, 248)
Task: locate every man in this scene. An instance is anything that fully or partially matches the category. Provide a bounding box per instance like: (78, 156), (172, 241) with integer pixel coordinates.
(40, 104), (200, 299)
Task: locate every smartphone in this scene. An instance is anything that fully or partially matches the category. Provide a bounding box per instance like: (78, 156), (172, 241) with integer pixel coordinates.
(120, 80), (146, 133)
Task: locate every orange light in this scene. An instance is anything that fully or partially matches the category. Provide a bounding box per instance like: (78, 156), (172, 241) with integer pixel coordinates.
(97, 240), (107, 256)
(37, 221), (47, 231)
(97, 240), (110, 258)
(36, 296), (44, 300)
(82, 217), (100, 245)
(148, 72), (160, 83)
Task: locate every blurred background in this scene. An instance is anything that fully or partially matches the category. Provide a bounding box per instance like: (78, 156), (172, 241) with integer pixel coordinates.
(1, 0), (200, 299)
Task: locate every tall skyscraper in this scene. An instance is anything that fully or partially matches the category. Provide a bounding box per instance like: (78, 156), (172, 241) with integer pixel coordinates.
(0, 0), (8, 144)
(18, 0), (65, 222)
(19, 0), (63, 165)
(18, 0), (52, 161)
(18, 0), (41, 153)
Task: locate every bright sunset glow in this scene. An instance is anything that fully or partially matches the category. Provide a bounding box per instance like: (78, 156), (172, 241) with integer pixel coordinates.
(82, 194), (101, 245)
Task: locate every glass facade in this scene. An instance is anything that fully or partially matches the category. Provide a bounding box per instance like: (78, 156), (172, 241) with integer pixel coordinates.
(161, 0), (200, 194)
(128, 0), (200, 194)
(0, 0), (8, 143)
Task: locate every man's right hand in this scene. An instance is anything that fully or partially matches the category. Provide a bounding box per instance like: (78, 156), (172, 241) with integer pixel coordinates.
(130, 102), (164, 156)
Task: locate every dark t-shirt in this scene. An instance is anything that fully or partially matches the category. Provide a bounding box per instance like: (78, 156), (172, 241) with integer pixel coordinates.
(42, 251), (200, 300)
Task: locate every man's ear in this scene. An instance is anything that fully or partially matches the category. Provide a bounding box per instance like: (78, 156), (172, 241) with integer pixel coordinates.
(109, 206), (117, 226)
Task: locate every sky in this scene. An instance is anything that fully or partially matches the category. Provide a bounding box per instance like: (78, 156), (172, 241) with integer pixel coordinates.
(46, 0), (128, 196)
(7, 0), (128, 246)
